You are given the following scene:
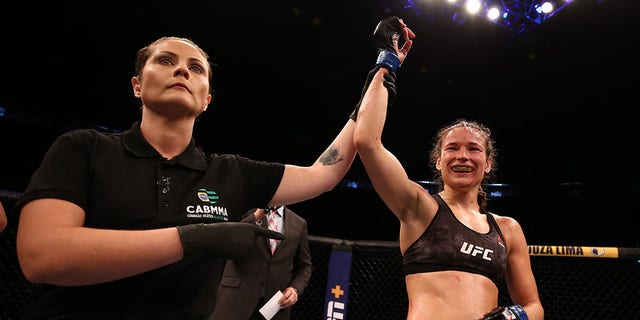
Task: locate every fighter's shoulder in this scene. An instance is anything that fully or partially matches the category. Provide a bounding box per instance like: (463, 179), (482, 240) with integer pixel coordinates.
(490, 213), (524, 232)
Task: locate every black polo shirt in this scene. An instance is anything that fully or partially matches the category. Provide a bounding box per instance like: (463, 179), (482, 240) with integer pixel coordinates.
(15, 121), (285, 319)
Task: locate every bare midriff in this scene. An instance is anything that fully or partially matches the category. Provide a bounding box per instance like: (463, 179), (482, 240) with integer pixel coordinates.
(405, 271), (499, 320)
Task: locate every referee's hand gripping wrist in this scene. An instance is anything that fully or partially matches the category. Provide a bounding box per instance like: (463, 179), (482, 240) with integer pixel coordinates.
(350, 16), (409, 122)
(349, 65), (398, 122)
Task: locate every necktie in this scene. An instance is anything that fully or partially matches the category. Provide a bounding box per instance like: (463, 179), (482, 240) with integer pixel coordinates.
(268, 208), (280, 254)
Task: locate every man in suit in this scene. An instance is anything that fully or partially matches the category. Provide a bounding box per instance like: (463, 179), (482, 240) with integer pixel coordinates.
(210, 206), (312, 320)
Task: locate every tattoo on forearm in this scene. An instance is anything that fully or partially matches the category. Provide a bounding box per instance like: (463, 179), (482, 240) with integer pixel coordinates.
(319, 145), (345, 165)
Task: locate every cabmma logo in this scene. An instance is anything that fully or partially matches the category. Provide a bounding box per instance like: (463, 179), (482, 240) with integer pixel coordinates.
(197, 188), (219, 204)
(185, 188), (228, 220)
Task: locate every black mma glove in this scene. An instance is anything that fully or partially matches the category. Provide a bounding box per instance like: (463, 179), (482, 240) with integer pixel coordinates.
(480, 304), (529, 320)
(373, 16), (404, 72)
(177, 222), (285, 259)
(349, 66), (397, 121)
(349, 16), (404, 122)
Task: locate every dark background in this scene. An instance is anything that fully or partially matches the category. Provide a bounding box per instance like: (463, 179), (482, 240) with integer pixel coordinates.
(1, 0), (638, 247)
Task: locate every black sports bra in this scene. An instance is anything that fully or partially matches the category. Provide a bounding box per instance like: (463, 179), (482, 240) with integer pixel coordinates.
(402, 193), (508, 287)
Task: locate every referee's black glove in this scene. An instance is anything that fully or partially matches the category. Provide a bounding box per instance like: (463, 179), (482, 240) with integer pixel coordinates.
(349, 66), (396, 121)
(177, 222), (285, 259)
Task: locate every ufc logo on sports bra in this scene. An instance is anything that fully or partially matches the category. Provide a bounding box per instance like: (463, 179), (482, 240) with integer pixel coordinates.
(460, 242), (494, 261)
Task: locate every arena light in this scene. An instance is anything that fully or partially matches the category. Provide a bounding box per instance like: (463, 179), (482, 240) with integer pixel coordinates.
(471, 0), (572, 33)
(465, 0), (483, 14)
(404, 0), (573, 34)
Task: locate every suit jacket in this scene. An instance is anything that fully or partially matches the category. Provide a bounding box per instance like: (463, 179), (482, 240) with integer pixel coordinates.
(209, 206), (312, 320)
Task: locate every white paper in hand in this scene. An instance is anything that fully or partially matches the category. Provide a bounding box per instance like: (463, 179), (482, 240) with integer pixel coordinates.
(259, 290), (283, 320)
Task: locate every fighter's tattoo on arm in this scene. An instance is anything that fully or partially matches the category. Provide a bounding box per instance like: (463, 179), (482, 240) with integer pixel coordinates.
(318, 144), (345, 165)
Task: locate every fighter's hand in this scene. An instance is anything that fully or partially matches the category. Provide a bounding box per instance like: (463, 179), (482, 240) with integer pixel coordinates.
(373, 16), (416, 71)
(394, 18), (415, 65)
(479, 305), (529, 320)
